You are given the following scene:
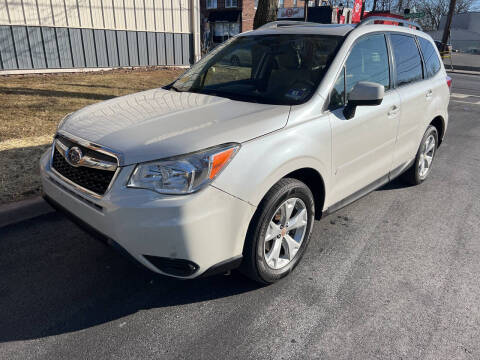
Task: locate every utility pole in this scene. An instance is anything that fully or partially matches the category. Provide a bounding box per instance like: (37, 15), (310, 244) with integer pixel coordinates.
(304, 0), (308, 22)
(441, 0), (456, 52)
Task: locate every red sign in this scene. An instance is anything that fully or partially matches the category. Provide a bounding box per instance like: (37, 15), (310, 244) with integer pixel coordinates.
(352, 0), (363, 23)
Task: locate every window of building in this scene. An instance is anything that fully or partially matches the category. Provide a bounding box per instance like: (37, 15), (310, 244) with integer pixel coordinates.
(418, 37), (441, 79)
(213, 22), (240, 43)
(254, 0), (258, 8)
(329, 34), (390, 109)
(390, 34), (423, 86)
(293, 0), (297, 6)
(207, 0), (217, 9)
(225, 0), (238, 7)
(278, 0), (284, 8)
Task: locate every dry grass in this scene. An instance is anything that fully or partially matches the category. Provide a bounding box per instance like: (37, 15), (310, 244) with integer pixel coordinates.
(0, 67), (184, 204)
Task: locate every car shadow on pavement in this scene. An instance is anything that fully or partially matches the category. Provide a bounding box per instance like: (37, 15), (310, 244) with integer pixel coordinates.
(0, 211), (262, 342)
(377, 177), (414, 191)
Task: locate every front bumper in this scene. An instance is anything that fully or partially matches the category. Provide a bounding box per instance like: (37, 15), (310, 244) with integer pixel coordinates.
(40, 150), (255, 278)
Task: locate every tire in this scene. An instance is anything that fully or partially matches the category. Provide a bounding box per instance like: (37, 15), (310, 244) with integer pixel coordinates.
(401, 125), (439, 185)
(240, 178), (315, 284)
(230, 55), (240, 67)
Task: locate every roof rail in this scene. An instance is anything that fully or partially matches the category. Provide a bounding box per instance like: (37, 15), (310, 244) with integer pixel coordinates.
(357, 16), (423, 31)
(258, 21), (323, 30)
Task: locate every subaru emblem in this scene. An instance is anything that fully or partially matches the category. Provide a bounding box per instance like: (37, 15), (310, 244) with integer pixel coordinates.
(66, 146), (83, 166)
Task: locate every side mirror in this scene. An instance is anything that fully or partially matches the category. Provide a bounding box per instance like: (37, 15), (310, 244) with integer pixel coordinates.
(343, 82), (385, 120)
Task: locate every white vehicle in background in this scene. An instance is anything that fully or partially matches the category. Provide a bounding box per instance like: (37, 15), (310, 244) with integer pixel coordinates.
(41, 18), (450, 284)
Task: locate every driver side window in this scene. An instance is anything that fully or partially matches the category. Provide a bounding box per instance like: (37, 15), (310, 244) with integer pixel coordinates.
(329, 33), (390, 110)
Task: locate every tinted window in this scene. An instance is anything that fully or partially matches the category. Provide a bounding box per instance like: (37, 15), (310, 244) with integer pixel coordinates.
(171, 34), (342, 105)
(418, 37), (441, 78)
(329, 34), (389, 109)
(391, 34), (423, 86)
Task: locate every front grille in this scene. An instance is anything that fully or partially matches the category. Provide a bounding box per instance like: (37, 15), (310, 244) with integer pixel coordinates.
(56, 135), (117, 164)
(52, 148), (116, 195)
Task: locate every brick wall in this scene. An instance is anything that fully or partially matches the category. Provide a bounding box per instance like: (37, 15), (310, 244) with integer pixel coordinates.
(241, 0), (256, 31)
(282, 0), (306, 8)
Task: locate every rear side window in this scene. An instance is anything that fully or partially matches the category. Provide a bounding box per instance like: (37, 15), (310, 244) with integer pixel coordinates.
(418, 37), (441, 78)
(390, 34), (423, 86)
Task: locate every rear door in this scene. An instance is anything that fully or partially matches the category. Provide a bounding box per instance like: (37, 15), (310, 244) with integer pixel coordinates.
(389, 33), (429, 169)
(328, 33), (401, 203)
(417, 36), (449, 135)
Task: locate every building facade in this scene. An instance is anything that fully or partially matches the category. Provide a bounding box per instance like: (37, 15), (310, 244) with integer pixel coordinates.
(200, 0), (256, 50)
(429, 12), (480, 53)
(0, 0), (201, 72)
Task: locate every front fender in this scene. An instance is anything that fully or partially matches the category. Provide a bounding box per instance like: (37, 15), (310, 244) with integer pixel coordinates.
(212, 116), (332, 210)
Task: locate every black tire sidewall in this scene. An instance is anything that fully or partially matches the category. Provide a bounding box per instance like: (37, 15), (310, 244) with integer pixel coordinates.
(251, 179), (315, 283)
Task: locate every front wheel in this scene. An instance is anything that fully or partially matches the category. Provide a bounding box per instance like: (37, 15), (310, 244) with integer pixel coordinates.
(240, 178), (315, 284)
(402, 125), (438, 185)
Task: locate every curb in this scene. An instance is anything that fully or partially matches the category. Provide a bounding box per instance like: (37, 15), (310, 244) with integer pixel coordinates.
(447, 69), (480, 76)
(445, 64), (480, 74)
(0, 196), (55, 229)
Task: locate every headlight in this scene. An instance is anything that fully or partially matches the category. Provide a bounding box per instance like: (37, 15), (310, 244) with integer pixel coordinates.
(127, 143), (240, 194)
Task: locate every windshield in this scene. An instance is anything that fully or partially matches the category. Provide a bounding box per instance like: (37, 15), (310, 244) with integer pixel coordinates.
(169, 34), (343, 105)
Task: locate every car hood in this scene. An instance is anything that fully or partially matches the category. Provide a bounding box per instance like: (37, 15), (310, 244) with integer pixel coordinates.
(60, 88), (290, 165)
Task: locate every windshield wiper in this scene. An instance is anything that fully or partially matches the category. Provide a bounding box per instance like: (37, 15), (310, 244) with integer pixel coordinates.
(169, 84), (181, 92)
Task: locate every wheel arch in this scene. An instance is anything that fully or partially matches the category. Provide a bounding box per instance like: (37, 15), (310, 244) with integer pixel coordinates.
(430, 115), (445, 146)
(251, 166), (327, 221)
(284, 168), (326, 220)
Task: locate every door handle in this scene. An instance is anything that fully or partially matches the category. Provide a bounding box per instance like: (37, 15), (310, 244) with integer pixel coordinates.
(388, 105), (400, 118)
(426, 89), (433, 98)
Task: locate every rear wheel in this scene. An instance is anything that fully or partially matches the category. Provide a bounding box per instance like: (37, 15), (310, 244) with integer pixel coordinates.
(241, 178), (315, 284)
(402, 125), (438, 185)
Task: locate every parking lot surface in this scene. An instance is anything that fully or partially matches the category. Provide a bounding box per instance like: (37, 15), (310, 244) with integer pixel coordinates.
(1, 72), (479, 360)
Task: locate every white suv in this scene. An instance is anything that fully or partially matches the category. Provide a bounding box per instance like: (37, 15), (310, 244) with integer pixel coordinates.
(40, 19), (450, 283)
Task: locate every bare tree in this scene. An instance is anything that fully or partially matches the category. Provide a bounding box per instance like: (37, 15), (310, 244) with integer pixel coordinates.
(253, 0), (278, 29)
(364, 0), (475, 31)
(413, 0), (474, 30)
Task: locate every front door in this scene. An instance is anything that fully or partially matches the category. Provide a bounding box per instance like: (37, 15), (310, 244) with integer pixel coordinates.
(328, 33), (401, 204)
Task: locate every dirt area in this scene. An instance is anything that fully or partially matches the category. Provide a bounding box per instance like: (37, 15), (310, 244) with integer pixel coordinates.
(0, 67), (184, 204)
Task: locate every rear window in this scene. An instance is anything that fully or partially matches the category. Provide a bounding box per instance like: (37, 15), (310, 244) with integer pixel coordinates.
(390, 34), (423, 86)
(418, 37), (441, 78)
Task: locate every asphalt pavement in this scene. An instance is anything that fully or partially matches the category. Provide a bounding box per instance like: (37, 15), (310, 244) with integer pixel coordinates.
(1, 72), (479, 360)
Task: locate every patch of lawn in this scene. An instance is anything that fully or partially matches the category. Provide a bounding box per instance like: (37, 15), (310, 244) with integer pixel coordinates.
(0, 67), (184, 204)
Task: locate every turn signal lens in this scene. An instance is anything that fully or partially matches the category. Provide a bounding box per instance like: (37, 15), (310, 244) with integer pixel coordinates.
(210, 148), (235, 180)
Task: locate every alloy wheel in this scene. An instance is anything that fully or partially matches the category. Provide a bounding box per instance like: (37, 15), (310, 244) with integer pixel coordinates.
(264, 198), (308, 270)
(419, 134), (436, 179)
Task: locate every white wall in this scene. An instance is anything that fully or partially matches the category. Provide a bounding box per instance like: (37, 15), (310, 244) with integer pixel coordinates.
(0, 0), (191, 33)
